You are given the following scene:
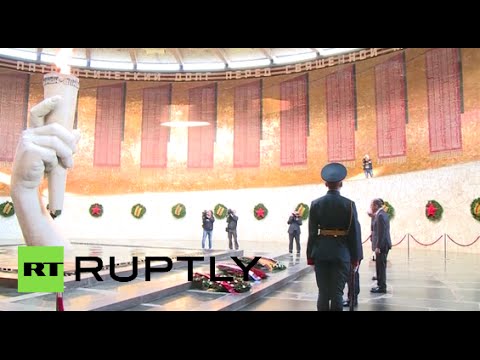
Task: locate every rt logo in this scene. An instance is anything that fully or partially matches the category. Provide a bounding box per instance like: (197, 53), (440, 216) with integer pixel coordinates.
(17, 246), (64, 292)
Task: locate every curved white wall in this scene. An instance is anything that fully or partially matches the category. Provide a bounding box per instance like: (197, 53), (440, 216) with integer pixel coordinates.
(2, 161), (480, 253)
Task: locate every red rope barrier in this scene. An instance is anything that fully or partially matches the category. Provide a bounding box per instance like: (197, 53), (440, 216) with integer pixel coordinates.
(446, 235), (480, 247)
(362, 235), (371, 244)
(391, 234), (407, 247)
(409, 234), (443, 247)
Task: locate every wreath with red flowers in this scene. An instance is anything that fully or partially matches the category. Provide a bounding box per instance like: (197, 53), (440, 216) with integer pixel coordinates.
(425, 200), (443, 222)
(470, 198), (480, 222)
(254, 203), (268, 220)
(89, 203), (104, 218)
(0, 200), (15, 217)
(213, 203), (228, 219)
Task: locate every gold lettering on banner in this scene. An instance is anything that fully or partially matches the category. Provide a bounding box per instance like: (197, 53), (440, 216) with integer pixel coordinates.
(6, 49), (401, 82)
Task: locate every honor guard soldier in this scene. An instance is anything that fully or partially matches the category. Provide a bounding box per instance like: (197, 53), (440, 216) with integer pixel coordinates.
(306, 163), (363, 311)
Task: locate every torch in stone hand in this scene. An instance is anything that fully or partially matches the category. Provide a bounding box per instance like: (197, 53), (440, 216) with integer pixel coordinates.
(43, 48), (79, 218)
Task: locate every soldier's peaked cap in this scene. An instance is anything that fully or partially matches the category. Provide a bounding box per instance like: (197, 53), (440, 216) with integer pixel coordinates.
(321, 162), (347, 182)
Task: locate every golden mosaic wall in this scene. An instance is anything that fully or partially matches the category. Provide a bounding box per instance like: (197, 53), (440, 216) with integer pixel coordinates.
(1, 48), (479, 196)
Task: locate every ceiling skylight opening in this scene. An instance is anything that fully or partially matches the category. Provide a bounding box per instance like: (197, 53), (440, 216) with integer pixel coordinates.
(273, 52), (318, 65)
(318, 48), (364, 56)
(228, 58), (272, 69)
(137, 63), (181, 71)
(89, 60), (135, 70)
(0, 48), (37, 61)
(182, 63), (226, 71)
(40, 53), (87, 68)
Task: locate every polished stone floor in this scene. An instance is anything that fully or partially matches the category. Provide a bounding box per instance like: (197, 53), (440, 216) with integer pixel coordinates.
(240, 250), (480, 311)
(1, 239), (480, 311)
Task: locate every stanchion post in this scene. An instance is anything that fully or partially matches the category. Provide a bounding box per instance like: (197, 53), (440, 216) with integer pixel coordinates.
(407, 233), (410, 261)
(444, 233), (447, 262)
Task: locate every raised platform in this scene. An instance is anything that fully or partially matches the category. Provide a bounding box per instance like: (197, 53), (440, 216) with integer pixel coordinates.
(0, 243), (309, 311)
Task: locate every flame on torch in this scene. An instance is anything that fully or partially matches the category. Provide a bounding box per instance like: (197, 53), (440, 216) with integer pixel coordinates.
(55, 48), (73, 75)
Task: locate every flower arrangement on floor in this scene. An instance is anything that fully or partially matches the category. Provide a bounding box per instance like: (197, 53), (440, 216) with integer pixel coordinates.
(295, 203), (310, 220)
(238, 256), (287, 272)
(425, 200), (443, 222)
(470, 198), (480, 222)
(131, 203), (146, 219)
(383, 201), (395, 220)
(253, 203), (268, 220)
(89, 203), (103, 217)
(171, 203), (186, 219)
(216, 264), (268, 281)
(191, 272), (251, 293)
(214, 203), (228, 219)
(0, 200), (15, 217)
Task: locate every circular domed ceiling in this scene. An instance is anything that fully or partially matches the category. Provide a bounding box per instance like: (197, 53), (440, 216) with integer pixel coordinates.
(0, 48), (366, 72)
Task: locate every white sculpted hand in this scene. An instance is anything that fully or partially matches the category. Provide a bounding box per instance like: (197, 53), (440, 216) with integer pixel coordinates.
(10, 96), (80, 247)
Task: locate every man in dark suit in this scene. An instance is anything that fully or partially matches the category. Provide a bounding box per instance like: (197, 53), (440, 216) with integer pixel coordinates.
(287, 210), (303, 254)
(370, 198), (392, 293)
(307, 163), (363, 311)
(226, 209), (239, 250)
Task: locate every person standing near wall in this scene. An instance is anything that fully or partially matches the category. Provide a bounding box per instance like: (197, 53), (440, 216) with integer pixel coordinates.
(370, 198), (392, 293)
(226, 209), (239, 250)
(362, 155), (373, 178)
(287, 210), (302, 255)
(202, 210), (215, 249)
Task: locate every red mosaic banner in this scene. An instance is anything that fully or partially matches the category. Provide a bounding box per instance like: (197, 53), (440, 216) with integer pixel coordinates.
(326, 65), (356, 162)
(0, 73), (29, 162)
(280, 74), (308, 166)
(234, 80), (262, 167)
(375, 53), (407, 158)
(426, 48), (462, 153)
(187, 84), (217, 168)
(93, 83), (125, 167)
(141, 85), (171, 168)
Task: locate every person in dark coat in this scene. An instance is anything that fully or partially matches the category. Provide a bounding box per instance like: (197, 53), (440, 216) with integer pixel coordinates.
(370, 198), (392, 293)
(343, 209), (374, 307)
(306, 163), (363, 311)
(287, 210), (303, 254)
(226, 209), (239, 250)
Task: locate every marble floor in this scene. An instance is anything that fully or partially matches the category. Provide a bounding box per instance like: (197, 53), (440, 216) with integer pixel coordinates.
(240, 250), (480, 311)
(1, 239), (480, 311)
